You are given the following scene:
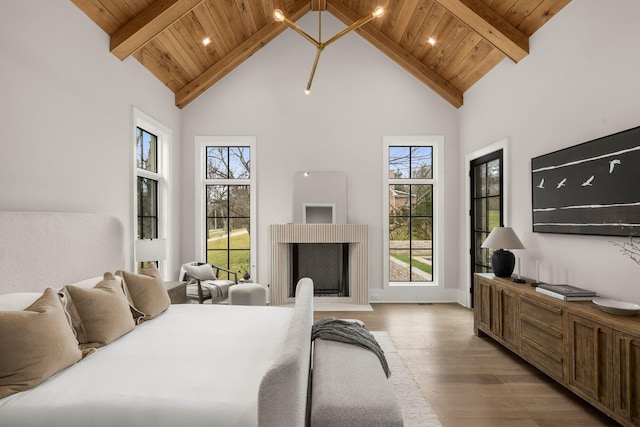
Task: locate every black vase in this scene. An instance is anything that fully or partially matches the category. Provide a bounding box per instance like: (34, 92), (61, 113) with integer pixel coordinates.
(243, 271), (250, 280)
(491, 249), (515, 277)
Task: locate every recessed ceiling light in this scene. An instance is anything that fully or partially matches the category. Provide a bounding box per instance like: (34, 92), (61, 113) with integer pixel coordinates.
(428, 37), (436, 46)
(202, 37), (211, 46)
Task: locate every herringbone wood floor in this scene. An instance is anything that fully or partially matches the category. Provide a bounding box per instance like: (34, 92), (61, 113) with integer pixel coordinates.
(314, 303), (621, 427)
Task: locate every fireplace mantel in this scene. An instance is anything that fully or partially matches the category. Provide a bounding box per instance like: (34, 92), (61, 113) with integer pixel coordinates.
(269, 224), (368, 306)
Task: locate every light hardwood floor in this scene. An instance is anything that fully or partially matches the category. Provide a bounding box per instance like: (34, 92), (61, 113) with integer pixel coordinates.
(314, 303), (621, 427)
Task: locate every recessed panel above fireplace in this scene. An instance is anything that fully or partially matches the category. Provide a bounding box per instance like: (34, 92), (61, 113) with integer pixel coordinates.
(292, 172), (347, 223)
(303, 204), (335, 224)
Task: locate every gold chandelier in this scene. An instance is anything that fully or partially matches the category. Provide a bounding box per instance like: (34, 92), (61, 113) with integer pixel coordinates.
(273, 4), (384, 94)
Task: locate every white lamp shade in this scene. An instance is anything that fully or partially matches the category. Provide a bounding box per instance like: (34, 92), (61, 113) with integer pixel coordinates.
(135, 238), (167, 262)
(481, 227), (525, 250)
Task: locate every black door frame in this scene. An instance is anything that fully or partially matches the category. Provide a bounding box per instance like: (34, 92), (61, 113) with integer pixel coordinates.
(469, 149), (504, 307)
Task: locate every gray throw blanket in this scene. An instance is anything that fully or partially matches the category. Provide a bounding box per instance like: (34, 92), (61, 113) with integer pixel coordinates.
(311, 318), (391, 378)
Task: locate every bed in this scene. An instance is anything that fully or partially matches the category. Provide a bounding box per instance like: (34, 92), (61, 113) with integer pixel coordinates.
(0, 211), (313, 427)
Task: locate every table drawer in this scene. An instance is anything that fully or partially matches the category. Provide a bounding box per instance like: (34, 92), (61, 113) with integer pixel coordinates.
(521, 296), (563, 330)
(521, 317), (564, 355)
(521, 336), (565, 380)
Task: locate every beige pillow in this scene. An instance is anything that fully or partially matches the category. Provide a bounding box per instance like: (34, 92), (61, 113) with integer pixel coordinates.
(0, 288), (83, 399)
(117, 263), (170, 323)
(62, 273), (135, 349)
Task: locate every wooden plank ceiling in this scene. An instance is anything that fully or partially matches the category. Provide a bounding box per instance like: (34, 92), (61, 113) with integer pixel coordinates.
(71, 0), (571, 109)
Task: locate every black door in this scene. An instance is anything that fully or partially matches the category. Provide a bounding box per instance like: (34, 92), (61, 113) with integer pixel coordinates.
(470, 150), (503, 306)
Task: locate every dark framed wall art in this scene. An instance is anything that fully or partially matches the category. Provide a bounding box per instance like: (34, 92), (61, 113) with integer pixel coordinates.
(531, 125), (640, 236)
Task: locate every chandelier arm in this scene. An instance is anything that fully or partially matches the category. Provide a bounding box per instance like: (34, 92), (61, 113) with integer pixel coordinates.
(318, 7), (322, 43)
(281, 17), (321, 48)
(306, 47), (324, 94)
(274, 6), (384, 93)
(322, 12), (376, 47)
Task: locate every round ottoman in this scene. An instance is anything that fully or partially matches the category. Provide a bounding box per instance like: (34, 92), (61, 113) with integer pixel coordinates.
(229, 283), (266, 306)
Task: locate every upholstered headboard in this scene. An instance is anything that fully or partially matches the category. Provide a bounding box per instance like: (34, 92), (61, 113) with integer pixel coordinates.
(0, 211), (125, 294)
(258, 278), (313, 427)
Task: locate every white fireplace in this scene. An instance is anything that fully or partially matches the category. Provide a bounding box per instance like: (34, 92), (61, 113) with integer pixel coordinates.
(269, 224), (368, 306)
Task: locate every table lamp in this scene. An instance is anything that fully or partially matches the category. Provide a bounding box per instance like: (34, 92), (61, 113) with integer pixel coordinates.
(135, 238), (167, 268)
(481, 227), (525, 278)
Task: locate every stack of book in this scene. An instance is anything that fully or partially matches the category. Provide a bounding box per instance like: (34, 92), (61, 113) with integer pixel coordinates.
(535, 283), (598, 301)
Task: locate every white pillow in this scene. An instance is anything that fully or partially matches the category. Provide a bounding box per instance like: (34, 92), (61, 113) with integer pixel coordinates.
(0, 293), (43, 311)
(183, 264), (216, 281)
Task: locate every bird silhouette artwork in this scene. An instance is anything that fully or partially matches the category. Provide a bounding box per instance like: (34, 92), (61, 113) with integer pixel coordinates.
(531, 125), (640, 236)
(609, 159), (621, 173)
(581, 175), (595, 186)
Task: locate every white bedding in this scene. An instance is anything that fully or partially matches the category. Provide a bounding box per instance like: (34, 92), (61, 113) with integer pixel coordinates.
(0, 304), (294, 427)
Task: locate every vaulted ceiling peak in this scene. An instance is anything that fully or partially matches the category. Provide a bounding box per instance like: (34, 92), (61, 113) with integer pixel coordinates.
(72, 0), (571, 108)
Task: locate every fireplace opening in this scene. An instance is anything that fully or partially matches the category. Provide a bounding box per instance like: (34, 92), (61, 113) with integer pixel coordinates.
(289, 243), (349, 297)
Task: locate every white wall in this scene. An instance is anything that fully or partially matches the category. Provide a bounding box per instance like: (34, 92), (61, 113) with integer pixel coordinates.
(16, 2), (627, 305)
(0, 0), (182, 274)
(181, 13), (460, 300)
(459, 0), (640, 303)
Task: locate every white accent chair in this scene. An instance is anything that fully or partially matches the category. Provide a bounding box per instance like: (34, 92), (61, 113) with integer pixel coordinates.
(179, 262), (238, 304)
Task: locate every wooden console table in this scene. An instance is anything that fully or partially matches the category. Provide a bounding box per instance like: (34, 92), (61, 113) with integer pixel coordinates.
(474, 273), (640, 426)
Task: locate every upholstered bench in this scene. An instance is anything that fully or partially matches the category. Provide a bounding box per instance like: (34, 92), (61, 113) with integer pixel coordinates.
(310, 338), (403, 427)
(228, 283), (266, 306)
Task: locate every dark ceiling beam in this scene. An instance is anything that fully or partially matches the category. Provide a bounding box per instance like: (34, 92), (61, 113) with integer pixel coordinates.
(175, 0), (311, 108)
(435, 0), (529, 62)
(110, 0), (203, 60)
(327, 0), (463, 108)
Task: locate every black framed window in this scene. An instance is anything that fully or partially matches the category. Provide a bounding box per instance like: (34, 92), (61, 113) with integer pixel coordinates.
(388, 146), (434, 283)
(204, 146), (251, 280)
(137, 176), (158, 239)
(136, 127), (157, 173)
(136, 127), (159, 240)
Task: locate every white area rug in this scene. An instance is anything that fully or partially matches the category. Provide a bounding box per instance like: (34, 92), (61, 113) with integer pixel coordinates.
(372, 331), (443, 427)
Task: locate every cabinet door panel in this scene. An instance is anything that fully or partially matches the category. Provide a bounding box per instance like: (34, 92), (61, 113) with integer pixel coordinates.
(477, 278), (492, 332)
(614, 332), (640, 423)
(568, 314), (613, 408)
(495, 287), (518, 349)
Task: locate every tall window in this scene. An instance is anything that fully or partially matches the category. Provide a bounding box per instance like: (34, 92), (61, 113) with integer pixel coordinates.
(384, 137), (441, 286)
(136, 127), (158, 240)
(133, 109), (170, 274)
(196, 137), (256, 281)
